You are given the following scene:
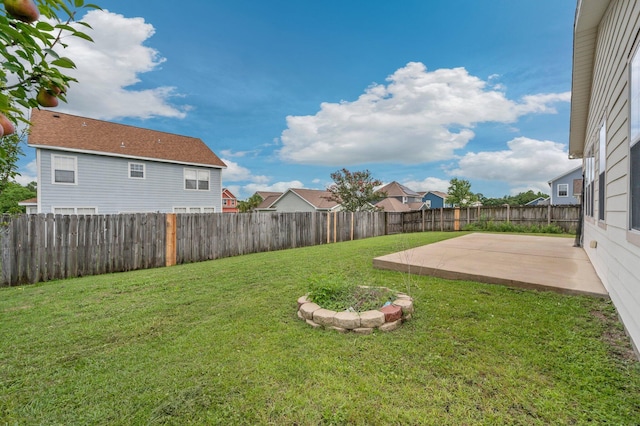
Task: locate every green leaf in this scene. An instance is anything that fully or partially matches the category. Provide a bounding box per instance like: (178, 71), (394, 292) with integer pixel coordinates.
(35, 22), (55, 32)
(51, 57), (76, 69)
(43, 49), (60, 59)
(54, 24), (76, 32)
(74, 0), (84, 6)
(71, 31), (93, 42)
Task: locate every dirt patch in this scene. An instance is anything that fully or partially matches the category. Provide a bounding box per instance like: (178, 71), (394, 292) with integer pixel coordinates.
(591, 309), (638, 363)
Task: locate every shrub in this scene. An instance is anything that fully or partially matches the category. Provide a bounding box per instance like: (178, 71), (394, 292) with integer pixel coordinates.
(462, 221), (567, 234)
(308, 275), (396, 312)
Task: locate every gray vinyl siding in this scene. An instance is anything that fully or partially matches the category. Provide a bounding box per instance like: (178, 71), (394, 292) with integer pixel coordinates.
(581, 0), (640, 352)
(272, 192), (316, 212)
(549, 168), (581, 205)
(38, 149), (223, 214)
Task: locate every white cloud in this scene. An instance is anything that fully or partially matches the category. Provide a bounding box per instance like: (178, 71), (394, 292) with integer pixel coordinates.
(242, 180), (305, 194)
(447, 137), (581, 194)
(221, 158), (252, 182)
(53, 10), (188, 120)
(14, 159), (37, 186)
(278, 62), (570, 166)
(402, 177), (450, 193)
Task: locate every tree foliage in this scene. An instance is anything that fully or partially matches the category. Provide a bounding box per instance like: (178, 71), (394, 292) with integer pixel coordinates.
(0, 0), (100, 170)
(446, 178), (477, 207)
(327, 168), (384, 212)
(479, 190), (549, 206)
(0, 180), (35, 213)
(238, 193), (263, 213)
(0, 130), (23, 191)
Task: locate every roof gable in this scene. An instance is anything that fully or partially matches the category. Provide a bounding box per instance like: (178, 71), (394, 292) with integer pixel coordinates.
(426, 191), (448, 200)
(28, 109), (226, 168)
(288, 188), (340, 210)
(256, 192), (283, 209)
(378, 181), (420, 197)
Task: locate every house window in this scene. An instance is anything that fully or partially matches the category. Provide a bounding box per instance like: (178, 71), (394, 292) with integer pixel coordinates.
(53, 207), (96, 215)
(630, 46), (640, 230)
(557, 184), (569, 197)
(52, 155), (77, 184)
(585, 146), (595, 217)
(184, 169), (210, 190)
(129, 162), (145, 179)
(174, 207), (215, 213)
(598, 121), (606, 220)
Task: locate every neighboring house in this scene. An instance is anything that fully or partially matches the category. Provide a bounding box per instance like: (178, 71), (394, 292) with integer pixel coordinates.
(254, 191), (283, 210)
(548, 166), (582, 205)
(374, 198), (411, 212)
(525, 197), (550, 206)
(222, 188), (239, 213)
(569, 0), (640, 352)
(28, 109), (226, 214)
(422, 191), (450, 209)
(263, 188), (341, 212)
(18, 197), (37, 214)
(377, 181), (423, 204)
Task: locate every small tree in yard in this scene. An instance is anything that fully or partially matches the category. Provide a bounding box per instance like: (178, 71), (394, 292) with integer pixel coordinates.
(447, 178), (478, 207)
(327, 168), (385, 212)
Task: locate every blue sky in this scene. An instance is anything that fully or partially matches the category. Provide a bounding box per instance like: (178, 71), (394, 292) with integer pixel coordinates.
(18, 0), (579, 199)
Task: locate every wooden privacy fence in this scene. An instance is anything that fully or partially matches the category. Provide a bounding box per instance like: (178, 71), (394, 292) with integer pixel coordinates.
(0, 205), (579, 286)
(399, 205), (580, 234)
(0, 211), (387, 286)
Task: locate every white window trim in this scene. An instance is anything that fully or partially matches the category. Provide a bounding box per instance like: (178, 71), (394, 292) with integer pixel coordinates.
(51, 154), (78, 185)
(557, 184), (569, 197)
(128, 162), (145, 179)
(629, 42), (640, 237)
(173, 206), (216, 213)
(52, 207), (98, 215)
(183, 168), (210, 191)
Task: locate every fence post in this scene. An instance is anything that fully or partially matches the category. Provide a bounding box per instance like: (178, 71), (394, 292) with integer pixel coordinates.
(350, 212), (354, 241)
(548, 204), (551, 226)
(454, 207), (460, 231)
(440, 208), (444, 231)
(506, 204), (510, 223)
(166, 213), (177, 267)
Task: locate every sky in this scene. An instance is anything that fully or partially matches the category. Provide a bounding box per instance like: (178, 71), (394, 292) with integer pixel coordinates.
(16, 0), (579, 200)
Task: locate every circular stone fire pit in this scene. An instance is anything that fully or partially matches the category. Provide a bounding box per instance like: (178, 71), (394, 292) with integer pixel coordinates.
(296, 289), (414, 334)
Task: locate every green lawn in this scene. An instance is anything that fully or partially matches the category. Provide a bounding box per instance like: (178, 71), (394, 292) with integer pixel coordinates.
(1, 232), (639, 425)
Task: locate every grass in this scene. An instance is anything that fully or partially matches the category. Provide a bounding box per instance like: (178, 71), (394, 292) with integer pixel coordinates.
(1, 231), (639, 425)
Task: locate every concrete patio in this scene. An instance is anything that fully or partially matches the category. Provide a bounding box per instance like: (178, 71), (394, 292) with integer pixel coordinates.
(373, 233), (608, 297)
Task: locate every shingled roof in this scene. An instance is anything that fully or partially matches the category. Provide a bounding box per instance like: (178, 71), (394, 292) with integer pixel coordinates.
(28, 109), (226, 168)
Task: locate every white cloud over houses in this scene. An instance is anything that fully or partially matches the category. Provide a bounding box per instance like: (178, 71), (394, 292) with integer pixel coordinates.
(14, 159), (37, 186)
(53, 10), (188, 120)
(278, 62), (570, 166)
(446, 137), (581, 194)
(242, 180), (305, 195)
(401, 177), (450, 193)
(221, 158), (252, 182)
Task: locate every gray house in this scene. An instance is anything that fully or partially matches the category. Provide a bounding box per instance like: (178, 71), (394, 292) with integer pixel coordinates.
(28, 109), (227, 214)
(569, 0), (640, 354)
(547, 166), (582, 205)
(259, 188), (341, 212)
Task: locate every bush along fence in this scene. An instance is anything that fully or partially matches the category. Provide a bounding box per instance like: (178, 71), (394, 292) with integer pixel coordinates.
(0, 205), (579, 286)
